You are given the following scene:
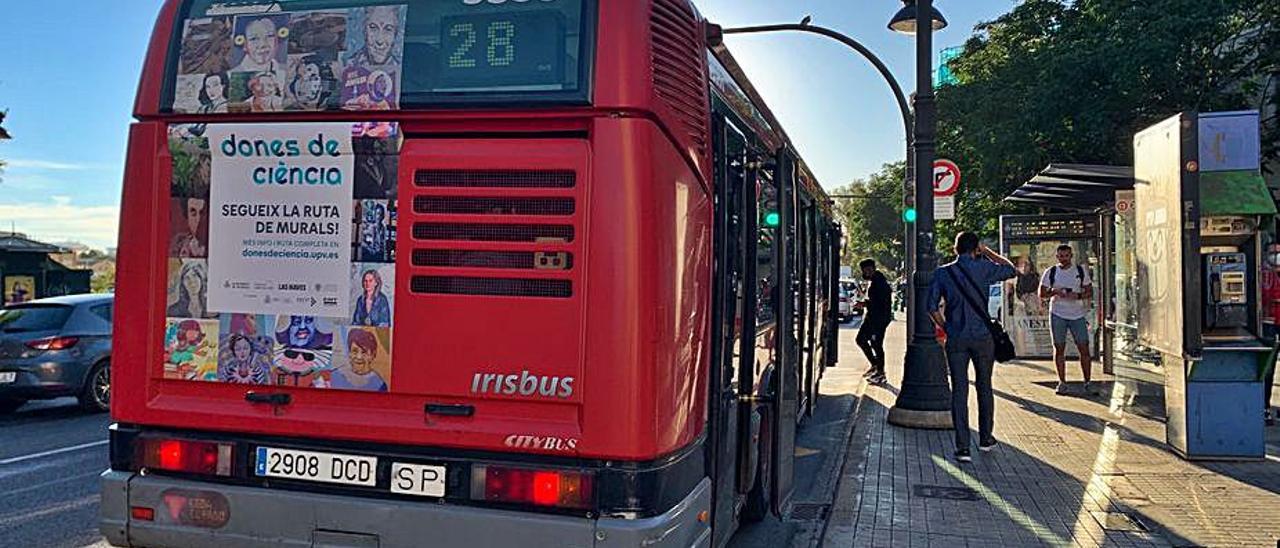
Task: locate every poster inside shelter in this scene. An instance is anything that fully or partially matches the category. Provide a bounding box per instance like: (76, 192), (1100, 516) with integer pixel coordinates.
(4, 276), (36, 305)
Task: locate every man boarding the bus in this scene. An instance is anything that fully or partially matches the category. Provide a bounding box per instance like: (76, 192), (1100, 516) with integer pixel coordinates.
(927, 232), (1016, 462)
(856, 258), (892, 384)
(1039, 244), (1095, 396)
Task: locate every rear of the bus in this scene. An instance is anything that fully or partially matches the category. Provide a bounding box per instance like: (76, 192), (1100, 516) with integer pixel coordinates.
(102, 1), (715, 547)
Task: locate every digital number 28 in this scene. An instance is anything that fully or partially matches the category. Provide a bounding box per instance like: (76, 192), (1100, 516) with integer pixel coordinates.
(449, 21), (515, 69)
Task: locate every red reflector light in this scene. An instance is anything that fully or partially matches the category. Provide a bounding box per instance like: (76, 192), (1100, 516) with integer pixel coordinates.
(24, 336), (79, 350)
(130, 506), (155, 521)
(475, 465), (593, 509)
(139, 438), (233, 476)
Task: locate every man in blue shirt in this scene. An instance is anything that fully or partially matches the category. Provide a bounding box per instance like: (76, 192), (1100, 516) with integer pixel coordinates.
(926, 232), (1016, 462)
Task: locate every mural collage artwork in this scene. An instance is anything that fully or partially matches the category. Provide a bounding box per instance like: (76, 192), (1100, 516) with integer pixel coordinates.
(172, 4), (407, 114)
(164, 120), (400, 392)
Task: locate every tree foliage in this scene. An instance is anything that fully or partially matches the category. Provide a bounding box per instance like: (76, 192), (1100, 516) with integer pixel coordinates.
(933, 0), (1279, 243)
(834, 162), (906, 273)
(91, 262), (116, 294)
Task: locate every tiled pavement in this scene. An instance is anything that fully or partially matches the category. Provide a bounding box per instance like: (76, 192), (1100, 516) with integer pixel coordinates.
(821, 322), (1280, 547)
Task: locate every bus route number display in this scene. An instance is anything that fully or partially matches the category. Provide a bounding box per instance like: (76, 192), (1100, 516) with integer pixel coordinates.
(437, 10), (566, 90)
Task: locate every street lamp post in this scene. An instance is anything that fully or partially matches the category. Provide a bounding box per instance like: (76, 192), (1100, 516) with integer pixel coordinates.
(713, 1), (954, 429)
(886, 0), (953, 428)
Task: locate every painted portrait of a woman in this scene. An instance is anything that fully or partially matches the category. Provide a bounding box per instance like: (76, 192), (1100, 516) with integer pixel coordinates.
(167, 260), (212, 318)
(352, 268), (391, 327)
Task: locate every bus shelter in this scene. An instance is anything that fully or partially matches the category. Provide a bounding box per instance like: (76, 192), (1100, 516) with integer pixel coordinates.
(998, 214), (1105, 359)
(1004, 165), (1136, 372)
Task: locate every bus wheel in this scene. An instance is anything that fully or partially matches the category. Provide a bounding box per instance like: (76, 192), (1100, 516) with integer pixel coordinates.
(742, 410), (772, 523)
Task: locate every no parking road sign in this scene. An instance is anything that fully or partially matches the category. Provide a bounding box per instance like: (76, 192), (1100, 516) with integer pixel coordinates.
(933, 159), (961, 220)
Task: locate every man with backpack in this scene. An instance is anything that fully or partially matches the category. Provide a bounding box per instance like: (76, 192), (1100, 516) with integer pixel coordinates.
(926, 232), (1016, 462)
(1039, 244), (1095, 395)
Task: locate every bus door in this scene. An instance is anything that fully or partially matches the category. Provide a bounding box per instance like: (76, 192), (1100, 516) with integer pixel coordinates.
(770, 148), (799, 515)
(792, 184), (810, 419)
(828, 224), (843, 368)
(801, 201), (819, 417)
(709, 116), (750, 539)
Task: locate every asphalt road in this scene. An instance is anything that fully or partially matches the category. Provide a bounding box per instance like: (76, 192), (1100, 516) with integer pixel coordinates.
(0, 317), (871, 548)
(0, 398), (111, 548)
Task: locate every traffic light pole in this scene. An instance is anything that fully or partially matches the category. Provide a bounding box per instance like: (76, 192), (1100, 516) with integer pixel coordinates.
(888, 0), (953, 429)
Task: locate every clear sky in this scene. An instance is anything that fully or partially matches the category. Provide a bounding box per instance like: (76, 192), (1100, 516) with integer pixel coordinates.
(0, 0), (1015, 249)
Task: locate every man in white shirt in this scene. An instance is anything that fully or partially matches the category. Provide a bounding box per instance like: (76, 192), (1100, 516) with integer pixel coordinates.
(1039, 245), (1094, 395)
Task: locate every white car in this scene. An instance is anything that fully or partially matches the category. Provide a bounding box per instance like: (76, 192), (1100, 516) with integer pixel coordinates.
(837, 286), (863, 322)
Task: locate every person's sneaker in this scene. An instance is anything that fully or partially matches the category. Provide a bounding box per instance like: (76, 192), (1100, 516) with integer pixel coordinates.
(954, 449), (972, 463)
(863, 368), (879, 378)
(869, 373), (887, 384)
(1267, 408), (1276, 426)
(1055, 381), (1069, 395)
(978, 439), (998, 452)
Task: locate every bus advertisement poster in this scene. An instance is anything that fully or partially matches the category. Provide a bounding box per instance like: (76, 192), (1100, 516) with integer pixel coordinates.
(205, 122), (355, 318)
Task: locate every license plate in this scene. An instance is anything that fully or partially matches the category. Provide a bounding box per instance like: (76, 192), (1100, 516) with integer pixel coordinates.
(0, 372), (15, 384)
(390, 462), (447, 498)
(255, 447), (377, 487)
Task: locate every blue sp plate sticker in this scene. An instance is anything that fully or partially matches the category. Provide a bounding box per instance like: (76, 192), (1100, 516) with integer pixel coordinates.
(255, 447), (268, 475)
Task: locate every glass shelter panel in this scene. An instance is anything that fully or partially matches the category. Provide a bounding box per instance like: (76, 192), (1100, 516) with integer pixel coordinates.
(1000, 215), (1103, 359)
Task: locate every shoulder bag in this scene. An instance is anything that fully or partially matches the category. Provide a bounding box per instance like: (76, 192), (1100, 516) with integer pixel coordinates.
(948, 264), (1017, 363)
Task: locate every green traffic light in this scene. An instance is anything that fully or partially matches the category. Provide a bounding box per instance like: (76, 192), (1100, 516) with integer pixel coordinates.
(903, 208), (918, 223)
(764, 212), (781, 227)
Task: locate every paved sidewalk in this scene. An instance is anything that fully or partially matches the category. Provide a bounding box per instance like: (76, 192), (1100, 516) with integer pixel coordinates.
(822, 322), (1280, 547)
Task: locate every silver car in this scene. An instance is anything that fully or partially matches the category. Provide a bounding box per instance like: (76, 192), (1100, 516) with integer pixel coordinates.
(0, 293), (113, 413)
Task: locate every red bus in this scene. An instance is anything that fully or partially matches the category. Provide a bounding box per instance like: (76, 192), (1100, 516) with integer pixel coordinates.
(102, 1), (840, 546)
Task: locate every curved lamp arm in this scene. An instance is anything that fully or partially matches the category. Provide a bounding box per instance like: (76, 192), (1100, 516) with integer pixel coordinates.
(710, 22), (913, 143)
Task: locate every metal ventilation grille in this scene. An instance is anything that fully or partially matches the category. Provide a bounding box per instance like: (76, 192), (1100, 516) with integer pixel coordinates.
(651, 0), (709, 156)
(413, 223), (574, 242)
(415, 169), (576, 188)
(413, 196), (576, 216)
(411, 276), (572, 298)
(413, 249), (573, 271)
(411, 168), (578, 298)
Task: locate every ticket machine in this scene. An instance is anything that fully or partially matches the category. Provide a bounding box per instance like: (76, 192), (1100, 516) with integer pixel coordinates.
(1134, 111), (1276, 460)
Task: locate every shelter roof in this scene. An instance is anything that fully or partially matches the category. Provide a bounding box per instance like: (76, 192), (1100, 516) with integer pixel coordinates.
(1004, 164), (1134, 211)
(0, 233), (67, 254)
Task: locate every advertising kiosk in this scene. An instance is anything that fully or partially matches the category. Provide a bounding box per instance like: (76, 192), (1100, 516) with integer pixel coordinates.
(999, 214), (1104, 359)
(1134, 111), (1276, 460)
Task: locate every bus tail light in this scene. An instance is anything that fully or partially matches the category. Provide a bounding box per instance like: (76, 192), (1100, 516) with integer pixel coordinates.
(472, 465), (594, 510)
(138, 438), (233, 477)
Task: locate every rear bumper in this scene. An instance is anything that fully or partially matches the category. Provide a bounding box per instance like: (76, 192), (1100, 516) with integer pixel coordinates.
(0, 359), (82, 399)
(101, 470), (711, 548)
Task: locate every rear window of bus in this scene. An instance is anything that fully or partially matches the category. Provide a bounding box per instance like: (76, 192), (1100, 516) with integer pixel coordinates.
(164, 0), (594, 113)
